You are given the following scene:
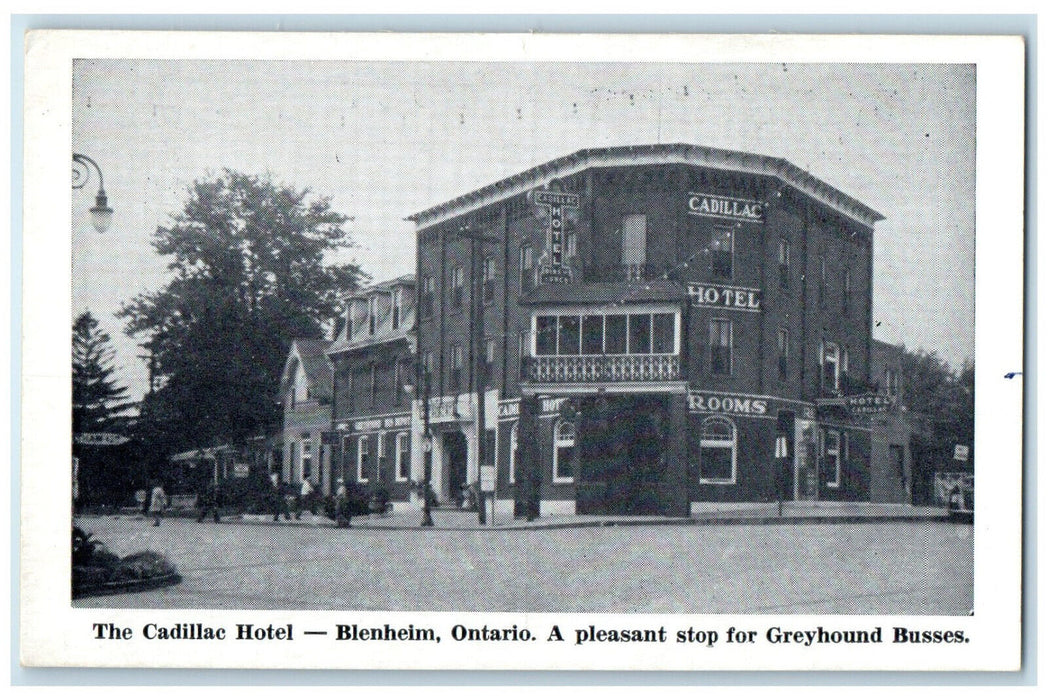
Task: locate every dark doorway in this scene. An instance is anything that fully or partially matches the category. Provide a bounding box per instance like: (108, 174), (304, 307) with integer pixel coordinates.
(443, 430), (469, 506)
(577, 395), (670, 515)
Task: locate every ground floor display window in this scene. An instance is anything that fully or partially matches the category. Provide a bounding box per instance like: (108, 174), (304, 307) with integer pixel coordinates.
(553, 420), (576, 483)
(699, 415), (736, 485)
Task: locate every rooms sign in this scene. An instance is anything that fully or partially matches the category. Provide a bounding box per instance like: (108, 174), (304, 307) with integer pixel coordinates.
(687, 192), (764, 223)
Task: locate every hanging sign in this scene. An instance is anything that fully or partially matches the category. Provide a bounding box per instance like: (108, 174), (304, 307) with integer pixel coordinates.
(531, 188), (580, 284)
(845, 393), (897, 414)
(687, 192), (764, 223)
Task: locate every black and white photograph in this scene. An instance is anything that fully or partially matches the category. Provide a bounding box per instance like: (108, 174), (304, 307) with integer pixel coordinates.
(20, 31), (1023, 671)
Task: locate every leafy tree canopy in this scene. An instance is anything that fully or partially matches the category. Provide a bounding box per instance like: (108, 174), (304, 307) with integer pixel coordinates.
(899, 346), (974, 461)
(119, 171), (367, 454)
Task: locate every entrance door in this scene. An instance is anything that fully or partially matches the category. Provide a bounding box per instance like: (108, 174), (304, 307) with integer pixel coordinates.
(795, 422), (819, 501)
(890, 444), (908, 503)
(443, 431), (468, 506)
(578, 395), (669, 515)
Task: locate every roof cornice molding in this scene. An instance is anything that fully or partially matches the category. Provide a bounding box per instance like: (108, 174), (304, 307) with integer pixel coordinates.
(406, 144), (884, 230)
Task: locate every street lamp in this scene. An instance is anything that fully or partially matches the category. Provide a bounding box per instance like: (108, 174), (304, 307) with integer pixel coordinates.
(72, 153), (114, 233)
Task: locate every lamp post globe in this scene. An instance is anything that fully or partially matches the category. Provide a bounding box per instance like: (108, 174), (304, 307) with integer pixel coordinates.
(72, 153), (114, 234)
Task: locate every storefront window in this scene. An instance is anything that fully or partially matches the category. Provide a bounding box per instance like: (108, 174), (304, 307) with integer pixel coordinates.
(699, 416), (736, 484)
(553, 420), (576, 482)
(822, 429), (841, 488)
(356, 436), (369, 482)
(396, 432), (409, 481)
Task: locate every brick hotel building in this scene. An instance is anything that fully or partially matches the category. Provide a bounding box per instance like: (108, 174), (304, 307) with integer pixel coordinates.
(408, 144), (886, 517)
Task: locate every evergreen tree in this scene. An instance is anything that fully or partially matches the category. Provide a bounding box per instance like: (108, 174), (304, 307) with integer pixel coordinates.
(118, 170), (366, 454)
(72, 311), (135, 433)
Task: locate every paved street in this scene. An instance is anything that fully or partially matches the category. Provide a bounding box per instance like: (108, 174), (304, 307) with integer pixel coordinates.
(73, 515), (973, 614)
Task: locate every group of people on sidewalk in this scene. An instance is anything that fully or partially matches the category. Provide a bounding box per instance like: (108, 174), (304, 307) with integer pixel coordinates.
(141, 475), (331, 527)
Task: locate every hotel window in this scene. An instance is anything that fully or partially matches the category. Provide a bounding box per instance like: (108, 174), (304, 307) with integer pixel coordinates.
(392, 288), (402, 329)
(699, 416), (737, 484)
(508, 422), (519, 484)
(711, 227), (734, 279)
(565, 230), (578, 260)
(301, 436), (312, 481)
(628, 314), (652, 354)
(451, 344), (463, 390)
(709, 319), (732, 375)
(778, 238), (790, 289)
(605, 315), (627, 354)
(822, 429), (842, 488)
(553, 420), (576, 483)
(356, 436), (369, 482)
(777, 327), (790, 381)
(483, 256), (496, 303)
(483, 338), (496, 378)
(883, 368), (899, 397)
(622, 214), (647, 279)
(652, 313), (675, 354)
(582, 315), (604, 354)
(536, 316), (557, 356)
(557, 316), (582, 355)
(451, 266), (464, 309)
(346, 370), (355, 412)
(821, 341), (841, 393)
(842, 268), (851, 313)
(519, 243), (534, 294)
(396, 432), (410, 481)
(345, 301), (355, 338)
(420, 276), (435, 318)
(393, 360), (401, 404)
(518, 330), (530, 360)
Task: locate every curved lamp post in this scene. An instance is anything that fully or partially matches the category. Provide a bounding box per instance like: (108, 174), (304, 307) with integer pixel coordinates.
(72, 153), (114, 233)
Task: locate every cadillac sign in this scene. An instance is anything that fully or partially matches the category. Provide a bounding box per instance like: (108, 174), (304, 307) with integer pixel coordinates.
(687, 192), (764, 223)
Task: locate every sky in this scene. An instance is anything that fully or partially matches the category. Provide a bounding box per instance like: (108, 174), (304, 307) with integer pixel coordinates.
(72, 60), (975, 402)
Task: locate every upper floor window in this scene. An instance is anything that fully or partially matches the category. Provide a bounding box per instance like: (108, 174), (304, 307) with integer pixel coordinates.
(301, 437), (312, 480)
(393, 360), (401, 404)
(369, 364), (377, 407)
(422, 350), (434, 383)
(451, 344), (463, 390)
(345, 301), (355, 338)
(565, 230), (578, 260)
(883, 368), (899, 397)
(821, 340), (841, 393)
(420, 276), (435, 318)
(483, 338), (496, 379)
(622, 214), (647, 278)
(778, 238), (790, 289)
(392, 288), (402, 329)
(367, 296), (378, 335)
(483, 257), (496, 303)
(777, 327), (790, 381)
(533, 312), (678, 356)
(711, 227), (734, 279)
(451, 266), (464, 310)
(519, 243), (534, 294)
(293, 362), (309, 405)
(553, 420), (576, 483)
(709, 319), (732, 375)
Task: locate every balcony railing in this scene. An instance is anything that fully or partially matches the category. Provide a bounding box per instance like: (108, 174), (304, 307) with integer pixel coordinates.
(523, 354), (681, 383)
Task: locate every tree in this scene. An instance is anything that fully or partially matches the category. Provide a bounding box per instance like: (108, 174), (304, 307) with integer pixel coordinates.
(72, 310), (134, 433)
(118, 171), (366, 455)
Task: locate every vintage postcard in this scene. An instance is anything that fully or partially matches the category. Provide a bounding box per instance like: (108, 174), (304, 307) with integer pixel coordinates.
(20, 31), (1023, 671)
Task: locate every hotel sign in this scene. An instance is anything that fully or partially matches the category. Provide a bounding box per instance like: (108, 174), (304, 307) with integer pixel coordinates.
(816, 393), (896, 415)
(531, 188), (580, 284)
(688, 391), (770, 416)
(687, 192), (764, 223)
(688, 283), (762, 312)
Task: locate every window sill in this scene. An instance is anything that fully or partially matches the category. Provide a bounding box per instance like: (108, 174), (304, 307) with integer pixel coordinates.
(552, 476), (575, 484)
(699, 478), (736, 486)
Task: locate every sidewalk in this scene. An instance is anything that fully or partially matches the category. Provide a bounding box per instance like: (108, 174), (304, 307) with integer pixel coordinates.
(228, 501), (951, 530)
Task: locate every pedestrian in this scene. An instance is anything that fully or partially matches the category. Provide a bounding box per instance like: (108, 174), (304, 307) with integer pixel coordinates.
(271, 473), (291, 522)
(148, 481), (167, 527)
(334, 478), (351, 528)
(197, 481), (222, 523)
(296, 478), (315, 519)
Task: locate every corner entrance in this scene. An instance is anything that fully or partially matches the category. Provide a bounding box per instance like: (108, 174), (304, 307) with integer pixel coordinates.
(576, 395), (676, 516)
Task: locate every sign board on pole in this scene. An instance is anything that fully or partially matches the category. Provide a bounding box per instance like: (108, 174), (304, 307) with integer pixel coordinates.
(480, 465), (496, 492)
(954, 444), (970, 461)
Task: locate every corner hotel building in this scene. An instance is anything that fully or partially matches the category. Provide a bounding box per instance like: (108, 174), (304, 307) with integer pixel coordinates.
(407, 144), (884, 517)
